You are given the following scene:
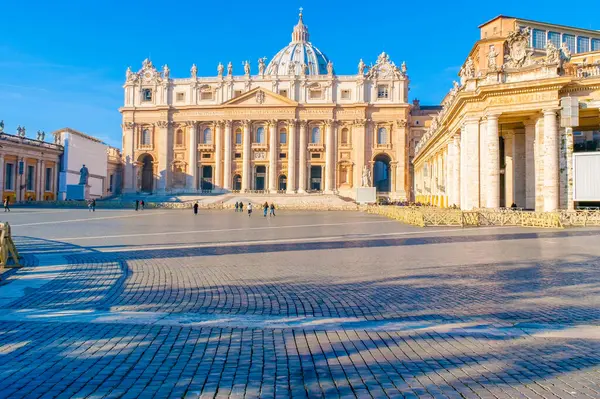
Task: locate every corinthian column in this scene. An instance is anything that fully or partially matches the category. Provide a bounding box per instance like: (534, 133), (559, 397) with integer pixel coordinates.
(287, 120), (297, 193)
(298, 121), (307, 193)
(269, 120), (278, 193)
(157, 120), (170, 192)
(242, 120), (251, 192)
(486, 114), (500, 208)
(543, 109), (559, 211)
(122, 122), (136, 193)
(187, 121), (197, 191)
(214, 121), (223, 191)
(223, 120), (232, 190)
(451, 134), (461, 208)
(324, 120), (335, 193)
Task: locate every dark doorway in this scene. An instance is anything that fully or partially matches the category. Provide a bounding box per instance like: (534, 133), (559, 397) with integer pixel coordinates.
(279, 175), (287, 191)
(140, 154), (154, 193)
(373, 154), (391, 192)
(233, 174), (242, 191)
(310, 166), (322, 191)
(255, 165), (266, 190)
(201, 166), (213, 191)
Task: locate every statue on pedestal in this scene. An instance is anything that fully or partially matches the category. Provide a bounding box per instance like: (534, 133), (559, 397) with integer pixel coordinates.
(217, 62), (224, 77)
(361, 166), (371, 187)
(79, 164), (89, 185)
(227, 62), (233, 76)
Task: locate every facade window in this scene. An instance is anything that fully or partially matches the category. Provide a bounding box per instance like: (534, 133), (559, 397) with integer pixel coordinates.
(45, 168), (52, 191)
(311, 127), (321, 144)
(203, 128), (212, 144)
(235, 129), (242, 145)
(532, 29), (546, 49)
(200, 91), (213, 100)
(256, 127), (265, 144)
(279, 129), (287, 145)
(309, 90), (322, 99)
(175, 129), (184, 146)
(341, 90), (351, 100)
(234, 152), (242, 159)
(592, 39), (600, 51)
(548, 31), (561, 48)
(176, 92), (185, 102)
(142, 88), (152, 102)
(577, 37), (590, 53)
(562, 34), (576, 53)
(377, 127), (388, 145)
(141, 129), (151, 146)
(311, 153), (321, 159)
(377, 85), (389, 99)
(279, 153), (287, 159)
(27, 165), (34, 191)
(279, 89), (288, 97)
(341, 128), (349, 145)
(5, 163), (14, 190)
(202, 153), (211, 159)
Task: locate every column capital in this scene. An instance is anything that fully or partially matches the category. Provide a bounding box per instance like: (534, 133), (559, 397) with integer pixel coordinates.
(214, 120), (225, 128)
(542, 108), (560, 116)
(155, 121), (170, 128)
(224, 120), (233, 128)
(485, 113), (501, 121)
(298, 120), (308, 128)
(287, 119), (298, 127)
(242, 120), (251, 128)
(121, 122), (135, 130)
(463, 116), (480, 124)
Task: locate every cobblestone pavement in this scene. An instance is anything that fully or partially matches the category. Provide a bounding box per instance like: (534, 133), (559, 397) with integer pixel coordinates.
(0, 209), (599, 398)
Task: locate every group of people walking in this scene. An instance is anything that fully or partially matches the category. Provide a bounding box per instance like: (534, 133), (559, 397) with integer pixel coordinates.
(134, 200), (145, 211)
(87, 199), (97, 212)
(234, 201), (276, 217)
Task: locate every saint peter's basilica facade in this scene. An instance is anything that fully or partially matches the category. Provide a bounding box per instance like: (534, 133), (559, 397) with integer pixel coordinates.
(120, 11), (414, 199)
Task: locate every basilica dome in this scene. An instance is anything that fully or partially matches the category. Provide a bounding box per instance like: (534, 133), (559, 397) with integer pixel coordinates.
(265, 11), (332, 76)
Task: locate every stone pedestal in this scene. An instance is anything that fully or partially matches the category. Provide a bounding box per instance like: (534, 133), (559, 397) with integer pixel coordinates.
(66, 184), (90, 200)
(356, 187), (376, 204)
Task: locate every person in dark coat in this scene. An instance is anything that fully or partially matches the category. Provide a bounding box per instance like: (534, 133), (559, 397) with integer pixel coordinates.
(239, 202), (243, 212)
(193, 202), (199, 215)
(92, 199), (96, 212)
(140, 200), (145, 210)
(135, 199), (139, 211)
(235, 201), (239, 212)
(263, 202), (269, 217)
(270, 203), (276, 217)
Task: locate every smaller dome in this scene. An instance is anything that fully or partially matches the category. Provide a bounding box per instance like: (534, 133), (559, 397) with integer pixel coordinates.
(265, 10), (331, 76)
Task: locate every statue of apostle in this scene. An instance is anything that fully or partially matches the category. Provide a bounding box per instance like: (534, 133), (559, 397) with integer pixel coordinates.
(79, 164), (90, 186)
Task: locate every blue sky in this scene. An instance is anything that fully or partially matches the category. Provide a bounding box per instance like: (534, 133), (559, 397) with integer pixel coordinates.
(1, 0), (599, 148)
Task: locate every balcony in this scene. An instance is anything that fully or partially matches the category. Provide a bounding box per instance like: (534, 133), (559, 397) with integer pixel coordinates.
(138, 144), (153, 151)
(197, 143), (214, 152)
(375, 143), (392, 150)
(252, 143), (268, 150)
(308, 143), (324, 152)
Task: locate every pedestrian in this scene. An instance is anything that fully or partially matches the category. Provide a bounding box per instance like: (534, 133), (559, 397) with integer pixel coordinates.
(270, 202), (276, 217)
(4, 197), (10, 212)
(140, 200), (145, 210)
(135, 199), (139, 211)
(235, 201), (239, 212)
(92, 199), (96, 212)
(247, 202), (253, 217)
(263, 201), (269, 217)
(88, 200), (93, 212)
(193, 202), (199, 215)
(239, 202), (243, 212)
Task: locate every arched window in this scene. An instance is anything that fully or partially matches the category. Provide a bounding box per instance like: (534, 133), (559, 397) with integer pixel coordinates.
(235, 128), (242, 145)
(377, 127), (388, 145)
(311, 127), (321, 144)
(203, 128), (212, 144)
(341, 128), (349, 145)
(142, 129), (151, 146)
(279, 128), (287, 145)
(256, 127), (265, 144)
(175, 129), (184, 146)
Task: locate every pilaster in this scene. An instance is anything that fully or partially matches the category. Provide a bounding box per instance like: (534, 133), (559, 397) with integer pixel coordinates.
(298, 120), (307, 193)
(268, 120), (278, 193)
(214, 121), (223, 191)
(223, 120), (233, 190)
(324, 120), (335, 193)
(287, 119), (297, 193)
(156, 120), (170, 191)
(242, 120), (251, 192)
(187, 121), (198, 191)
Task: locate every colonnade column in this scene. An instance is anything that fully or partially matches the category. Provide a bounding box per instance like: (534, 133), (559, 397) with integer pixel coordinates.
(214, 121), (223, 191)
(188, 121), (197, 191)
(298, 121), (307, 193)
(269, 120), (278, 193)
(543, 109), (559, 211)
(524, 121), (535, 209)
(223, 120), (232, 191)
(451, 134), (461, 208)
(564, 127), (574, 210)
(324, 120), (335, 193)
(486, 114), (500, 209)
(241, 120), (251, 192)
(287, 120), (297, 193)
(460, 118), (480, 210)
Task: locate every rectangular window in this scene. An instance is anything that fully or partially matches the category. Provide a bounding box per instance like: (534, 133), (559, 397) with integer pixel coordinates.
(279, 132), (287, 144)
(176, 92), (185, 102)
(311, 153), (321, 159)
(142, 88), (152, 102)
(279, 89), (288, 97)
(109, 174), (114, 192)
(577, 36), (590, 53)
(235, 132), (242, 145)
(532, 29), (546, 49)
(279, 153), (287, 159)
(377, 85), (389, 99)
(548, 31), (561, 48)
(309, 90), (322, 99)
(592, 39), (600, 51)
(563, 34), (576, 53)
(45, 168), (52, 191)
(202, 153), (211, 159)
(26, 165), (34, 191)
(234, 152), (242, 159)
(341, 90), (351, 100)
(5, 163), (14, 190)
(200, 91), (213, 100)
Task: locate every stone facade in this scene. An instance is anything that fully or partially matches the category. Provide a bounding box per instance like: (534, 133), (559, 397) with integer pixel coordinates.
(120, 11), (414, 200)
(413, 16), (600, 211)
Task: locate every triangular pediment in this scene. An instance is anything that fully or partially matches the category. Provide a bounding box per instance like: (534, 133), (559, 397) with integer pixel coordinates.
(223, 87), (298, 107)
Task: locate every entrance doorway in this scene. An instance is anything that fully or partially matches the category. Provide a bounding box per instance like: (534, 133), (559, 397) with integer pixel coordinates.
(232, 174), (242, 191)
(255, 165), (266, 190)
(373, 154), (391, 192)
(201, 166), (213, 191)
(140, 154), (154, 193)
(278, 175), (287, 191)
(310, 166), (322, 191)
